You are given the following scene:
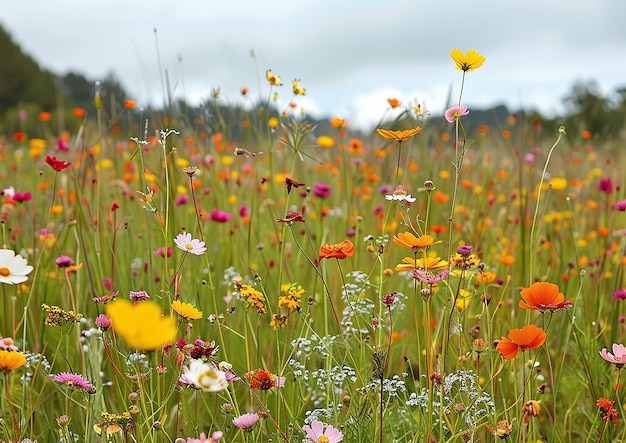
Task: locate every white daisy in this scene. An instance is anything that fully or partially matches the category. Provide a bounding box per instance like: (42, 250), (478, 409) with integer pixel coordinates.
(0, 249), (33, 285)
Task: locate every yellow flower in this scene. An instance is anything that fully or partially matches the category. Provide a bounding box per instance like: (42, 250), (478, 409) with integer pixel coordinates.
(376, 127), (422, 142)
(395, 256), (448, 272)
(393, 232), (442, 251)
(292, 79), (306, 95)
(266, 69), (282, 86)
(0, 350), (27, 371)
(450, 48), (486, 72)
(106, 300), (177, 351)
(268, 117), (280, 129)
(172, 300), (203, 320)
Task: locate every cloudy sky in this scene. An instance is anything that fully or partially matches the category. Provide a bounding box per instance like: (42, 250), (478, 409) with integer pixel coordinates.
(3, 0), (626, 129)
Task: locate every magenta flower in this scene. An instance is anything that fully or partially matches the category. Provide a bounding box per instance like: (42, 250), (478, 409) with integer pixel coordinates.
(174, 432), (223, 443)
(175, 195), (189, 206)
(53, 372), (96, 393)
(56, 138), (69, 152)
(598, 177), (613, 194)
(174, 232), (207, 255)
(129, 290), (150, 301)
(413, 268), (451, 284)
(154, 246), (173, 258)
(614, 289), (626, 301)
(444, 105), (469, 123)
(95, 314), (112, 329)
(232, 413), (260, 432)
(600, 343), (626, 367)
(13, 191), (32, 203)
(209, 209), (233, 223)
(303, 420), (344, 443)
(55, 255), (74, 268)
(313, 182), (331, 198)
(615, 200), (626, 211)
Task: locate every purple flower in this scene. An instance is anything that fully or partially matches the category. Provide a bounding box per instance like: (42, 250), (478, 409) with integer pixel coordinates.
(377, 184), (393, 195)
(232, 413), (260, 432)
(53, 372), (96, 393)
(457, 245), (473, 255)
(209, 209), (233, 223)
(598, 177), (613, 194)
(313, 182), (331, 198)
(444, 105), (469, 123)
(239, 205), (250, 217)
(614, 289), (626, 300)
(55, 255), (74, 268)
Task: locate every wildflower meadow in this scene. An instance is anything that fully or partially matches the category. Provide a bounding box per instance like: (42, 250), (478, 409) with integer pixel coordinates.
(1, 48), (626, 443)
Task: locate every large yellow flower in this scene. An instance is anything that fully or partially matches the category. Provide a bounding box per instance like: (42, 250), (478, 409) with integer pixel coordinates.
(450, 49), (486, 72)
(376, 127), (422, 142)
(395, 256), (449, 272)
(172, 300), (203, 320)
(106, 300), (177, 351)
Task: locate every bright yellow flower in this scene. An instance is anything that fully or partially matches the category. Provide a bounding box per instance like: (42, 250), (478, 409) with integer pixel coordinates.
(450, 48), (486, 72)
(395, 256), (448, 272)
(106, 300), (177, 351)
(376, 127), (422, 142)
(393, 232), (442, 251)
(266, 69), (282, 86)
(292, 79), (306, 95)
(172, 300), (203, 320)
(0, 350), (27, 371)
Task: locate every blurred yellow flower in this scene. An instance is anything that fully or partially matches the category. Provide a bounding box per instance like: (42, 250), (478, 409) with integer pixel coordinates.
(266, 69), (282, 86)
(292, 79), (306, 95)
(450, 49), (486, 72)
(550, 177), (568, 190)
(268, 117), (280, 129)
(106, 300), (177, 351)
(317, 135), (335, 148)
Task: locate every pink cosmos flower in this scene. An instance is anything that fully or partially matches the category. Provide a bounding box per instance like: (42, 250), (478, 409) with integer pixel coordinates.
(232, 413), (260, 432)
(600, 343), (626, 366)
(444, 105), (469, 123)
(303, 420), (344, 443)
(53, 372), (96, 393)
(174, 232), (207, 255)
(174, 431), (223, 443)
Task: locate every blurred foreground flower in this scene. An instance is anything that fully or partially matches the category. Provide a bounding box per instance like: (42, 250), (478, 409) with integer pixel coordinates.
(0, 249), (33, 285)
(45, 155), (72, 171)
(105, 300), (177, 351)
(303, 420), (344, 443)
(450, 48), (486, 72)
(496, 324), (546, 360)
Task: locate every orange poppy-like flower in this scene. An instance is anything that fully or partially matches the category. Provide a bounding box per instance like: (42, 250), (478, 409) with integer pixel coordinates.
(387, 98), (401, 108)
(393, 232), (442, 252)
(376, 127), (422, 142)
(124, 99), (136, 110)
(519, 282), (572, 311)
(395, 257), (448, 272)
(496, 324), (546, 360)
(0, 350), (27, 371)
(319, 240), (354, 260)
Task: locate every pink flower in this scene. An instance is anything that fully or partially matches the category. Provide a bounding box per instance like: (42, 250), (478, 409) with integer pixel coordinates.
(614, 289), (626, 301)
(95, 314), (112, 329)
(600, 343), (626, 366)
(209, 210), (232, 223)
(303, 420), (344, 443)
(174, 431), (223, 443)
(444, 105), (469, 123)
(129, 290), (150, 301)
(598, 177), (613, 194)
(174, 232), (207, 255)
(313, 182), (331, 198)
(154, 246), (173, 258)
(53, 372), (96, 393)
(175, 195), (189, 206)
(232, 413), (260, 432)
(615, 200), (626, 211)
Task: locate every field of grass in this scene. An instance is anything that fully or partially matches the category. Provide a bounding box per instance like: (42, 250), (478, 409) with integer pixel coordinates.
(1, 49), (625, 443)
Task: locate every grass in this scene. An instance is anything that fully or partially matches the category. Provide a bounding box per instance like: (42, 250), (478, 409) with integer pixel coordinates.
(0, 53), (625, 443)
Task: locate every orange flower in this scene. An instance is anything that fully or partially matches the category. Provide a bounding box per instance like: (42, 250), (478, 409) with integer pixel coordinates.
(376, 127), (421, 142)
(393, 232), (442, 252)
(38, 111), (52, 121)
(387, 98), (401, 108)
(519, 282), (572, 311)
(319, 240), (354, 260)
(496, 325), (546, 360)
(72, 107), (86, 118)
(124, 99), (136, 110)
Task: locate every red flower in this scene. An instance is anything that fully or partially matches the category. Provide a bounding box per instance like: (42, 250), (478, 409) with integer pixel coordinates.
(319, 240), (354, 260)
(45, 155), (72, 171)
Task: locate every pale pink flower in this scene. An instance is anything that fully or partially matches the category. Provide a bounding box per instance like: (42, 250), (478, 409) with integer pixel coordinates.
(444, 105), (469, 123)
(232, 413), (260, 432)
(53, 372), (96, 393)
(600, 343), (626, 366)
(174, 232), (207, 255)
(303, 420), (344, 443)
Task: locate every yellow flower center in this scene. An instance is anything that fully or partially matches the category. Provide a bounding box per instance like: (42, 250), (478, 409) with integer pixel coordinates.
(0, 267), (10, 277)
(318, 437), (329, 443)
(185, 243), (193, 250)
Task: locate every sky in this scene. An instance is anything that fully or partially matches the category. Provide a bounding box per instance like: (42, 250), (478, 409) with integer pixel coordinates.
(2, 0), (626, 130)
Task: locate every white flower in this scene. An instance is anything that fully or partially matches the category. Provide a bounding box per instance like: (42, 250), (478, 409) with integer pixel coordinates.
(174, 232), (207, 255)
(2, 186), (15, 198)
(0, 249), (33, 285)
(181, 359), (228, 392)
(385, 190), (416, 203)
